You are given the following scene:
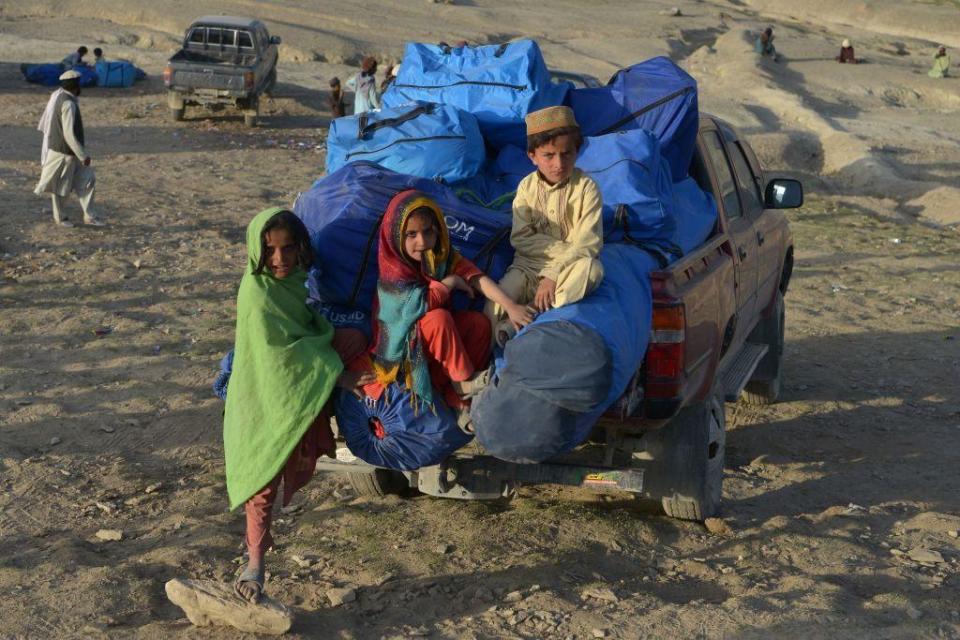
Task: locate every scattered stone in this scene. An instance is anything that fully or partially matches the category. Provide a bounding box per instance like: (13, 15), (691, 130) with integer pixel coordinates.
(472, 586), (494, 602)
(906, 606), (923, 620)
(908, 548), (945, 564)
(583, 587), (619, 603)
(508, 611), (528, 626)
(592, 628), (608, 638)
(133, 259), (142, 269)
(327, 587), (357, 606)
(99, 426), (115, 434)
(144, 482), (162, 494)
(290, 555), (312, 569)
(704, 517), (733, 536)
(49, 436), (61, 446)
(503, 590), (523, 603)
(124, 496), (142, 507)
(95, 501), (116, 514)
(890, 548), (904, 556)
(95, 529), (123, 541)
(610, 540), (623, 552)
(165, 578), (292, 635)
(948, 530), (958, 539)
(434, 543), (454, 554)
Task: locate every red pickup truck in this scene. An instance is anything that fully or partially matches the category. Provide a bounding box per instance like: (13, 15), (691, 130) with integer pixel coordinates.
(323, 115), (801, 521)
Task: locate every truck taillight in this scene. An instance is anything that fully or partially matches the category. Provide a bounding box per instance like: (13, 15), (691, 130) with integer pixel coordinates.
(163, 66), (172, 86)
(243, 71), (255, 90)
(644, 302), (685, 396)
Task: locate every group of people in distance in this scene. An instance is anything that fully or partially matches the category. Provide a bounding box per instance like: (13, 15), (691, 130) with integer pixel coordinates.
(224, 105), (604, 603)
(754, 25), (950, 77)
(327, 56), (400, 118)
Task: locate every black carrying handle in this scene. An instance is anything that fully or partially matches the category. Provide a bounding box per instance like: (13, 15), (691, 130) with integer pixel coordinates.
(357, 103), (435, 139)
(610, 204), (683, 269)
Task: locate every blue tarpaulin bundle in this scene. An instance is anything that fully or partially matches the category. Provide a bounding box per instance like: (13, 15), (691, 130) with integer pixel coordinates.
(382, 40), (570, 150)
(22, 64), (98, 87)
(473, 244), (659, 463)
(294, 162), (514, 316)
(95, 60), (144, 88)
(326, 101), (486, 183)
(336, 383), (472, 470)
(569, 57), (698, 180)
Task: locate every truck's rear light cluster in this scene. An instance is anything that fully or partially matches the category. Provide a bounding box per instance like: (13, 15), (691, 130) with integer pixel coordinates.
(162, 66), (173, 86)
(644, 301), (685, 397)
(243, 71), (255, 90)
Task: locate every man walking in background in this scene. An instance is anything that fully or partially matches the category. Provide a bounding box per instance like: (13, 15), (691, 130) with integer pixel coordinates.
(34, 70), (104, 227)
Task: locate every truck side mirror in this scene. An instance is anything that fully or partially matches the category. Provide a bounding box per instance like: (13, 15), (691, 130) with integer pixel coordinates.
(764, 178), (803, 209)
(269, 36), (282, 45)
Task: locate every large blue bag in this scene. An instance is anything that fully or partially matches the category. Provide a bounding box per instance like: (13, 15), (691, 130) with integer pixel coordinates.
(383, 40), (570, 150)
(95, 60), (139, 88)
(671, 177), (717, 255)
(336, 384), (472, 470)
(473, 244), (658, 463)
(578, 129), (679, 260)
(569, 57), (698, 180)
(294, 162), (514, 315)
(325, 102), (485, 183)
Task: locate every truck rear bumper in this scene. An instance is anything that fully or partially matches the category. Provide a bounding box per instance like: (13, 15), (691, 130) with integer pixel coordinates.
(317, 447), (645, 501)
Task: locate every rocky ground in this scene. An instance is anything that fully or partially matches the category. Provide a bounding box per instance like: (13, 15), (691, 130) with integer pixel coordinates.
(1, 0), (959, 638)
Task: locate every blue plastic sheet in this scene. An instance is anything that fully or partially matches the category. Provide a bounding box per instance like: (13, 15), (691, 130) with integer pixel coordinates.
(383, 40), (570, 149)
(22, 64), (98, 87)
(474, 244), (658, 463)
(336, 383), (472, 470)
(326, 102), (485, 182)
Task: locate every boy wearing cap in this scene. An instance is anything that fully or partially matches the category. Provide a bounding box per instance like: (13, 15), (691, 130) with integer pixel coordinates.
(487, 105), (604, 345)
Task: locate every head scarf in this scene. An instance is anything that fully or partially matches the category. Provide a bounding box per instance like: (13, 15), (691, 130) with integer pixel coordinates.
(371, 190), (460, 412)
(222, 207), (343, 510)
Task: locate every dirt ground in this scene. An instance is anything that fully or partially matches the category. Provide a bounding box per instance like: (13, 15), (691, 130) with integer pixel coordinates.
(1, 1), (959, 638)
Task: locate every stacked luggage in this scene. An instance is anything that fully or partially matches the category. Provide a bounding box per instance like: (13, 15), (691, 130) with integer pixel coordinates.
(221, 40), (719, 469)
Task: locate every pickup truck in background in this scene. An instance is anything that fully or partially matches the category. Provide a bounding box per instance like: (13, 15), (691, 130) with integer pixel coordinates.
(322, 115), (801, 522)
(163, 16), (280, 127)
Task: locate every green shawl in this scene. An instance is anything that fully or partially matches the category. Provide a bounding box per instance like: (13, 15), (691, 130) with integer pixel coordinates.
(223, 207), (343, 510)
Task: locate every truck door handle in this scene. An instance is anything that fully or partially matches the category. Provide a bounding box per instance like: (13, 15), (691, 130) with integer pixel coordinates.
(738, 247), (748, 260)
(756, 232), (765, 246)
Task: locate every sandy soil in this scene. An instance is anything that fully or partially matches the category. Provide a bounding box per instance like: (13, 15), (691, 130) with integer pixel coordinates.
(1, 1), (958, 638)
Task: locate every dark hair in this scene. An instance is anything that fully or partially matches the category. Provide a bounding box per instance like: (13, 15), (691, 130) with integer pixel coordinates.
(407, 206), (438, 227)
(526, 125), (583, 154)
(94, 47), (103, 57)
(253, 210), (314, 275)
(78, 46), (88, 55)
(61, 78), (81, 92)
(329, 76), (340, 87)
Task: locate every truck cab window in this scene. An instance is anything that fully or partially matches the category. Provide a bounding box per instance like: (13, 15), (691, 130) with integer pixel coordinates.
(222, 29), (238, 47)
(238, 31), (254, 49)
(703, 132), (742, 219)
(207, 28), (222, 45)
(189, 28), (205, 44)
(729, 143), (764, 215)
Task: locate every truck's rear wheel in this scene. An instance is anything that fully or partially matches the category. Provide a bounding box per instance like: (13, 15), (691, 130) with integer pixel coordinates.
(743, 290), (784, 405)
(636, 386), (725, 521)
(170, 107), (184, 122)
(347, 469), (413, 498)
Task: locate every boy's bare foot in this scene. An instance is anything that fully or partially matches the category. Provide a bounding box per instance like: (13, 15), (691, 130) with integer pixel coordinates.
(234, 562), (265, 604)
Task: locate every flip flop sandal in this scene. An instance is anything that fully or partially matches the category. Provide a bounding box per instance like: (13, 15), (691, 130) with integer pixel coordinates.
(234, 565), (265, 604)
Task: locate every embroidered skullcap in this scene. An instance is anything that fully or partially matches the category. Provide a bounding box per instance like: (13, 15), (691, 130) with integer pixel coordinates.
(525, 106), (578, 136)
(59, 70), (81, 81)
(842, 39), (851, 48)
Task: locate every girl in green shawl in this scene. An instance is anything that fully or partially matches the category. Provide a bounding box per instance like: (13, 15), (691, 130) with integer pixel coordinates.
(225, 208), (373, 603)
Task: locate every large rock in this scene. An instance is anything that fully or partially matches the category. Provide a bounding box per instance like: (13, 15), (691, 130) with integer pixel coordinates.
(165, 578), (293, 635)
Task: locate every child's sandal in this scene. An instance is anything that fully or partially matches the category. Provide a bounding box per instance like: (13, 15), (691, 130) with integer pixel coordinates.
(234, 565), (265, 604)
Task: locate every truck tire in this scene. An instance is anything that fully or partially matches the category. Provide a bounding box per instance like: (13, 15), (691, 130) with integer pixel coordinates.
(347, 469), (413, 498)
(743, 290), (784, 405)
(170, 107), (184, 122)
(636, 386), (726, 521)
(265, 68), (277, 95)
(242, 96), (259, 128)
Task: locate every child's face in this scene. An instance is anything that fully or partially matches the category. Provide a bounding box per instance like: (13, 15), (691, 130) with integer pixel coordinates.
(264, 228), (298, 279)
(528, 134), (578, 185)
(402, 212), (438, 263)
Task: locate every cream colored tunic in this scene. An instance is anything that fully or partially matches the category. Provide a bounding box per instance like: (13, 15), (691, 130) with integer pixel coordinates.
(35, 94), (91, 197)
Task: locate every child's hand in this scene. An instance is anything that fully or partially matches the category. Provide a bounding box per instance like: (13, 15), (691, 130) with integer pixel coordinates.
(506, 303), (534, 330)
(534, 277), (557, 312)
(337, 370), (376, 391)
(440, 274), (475, 298)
